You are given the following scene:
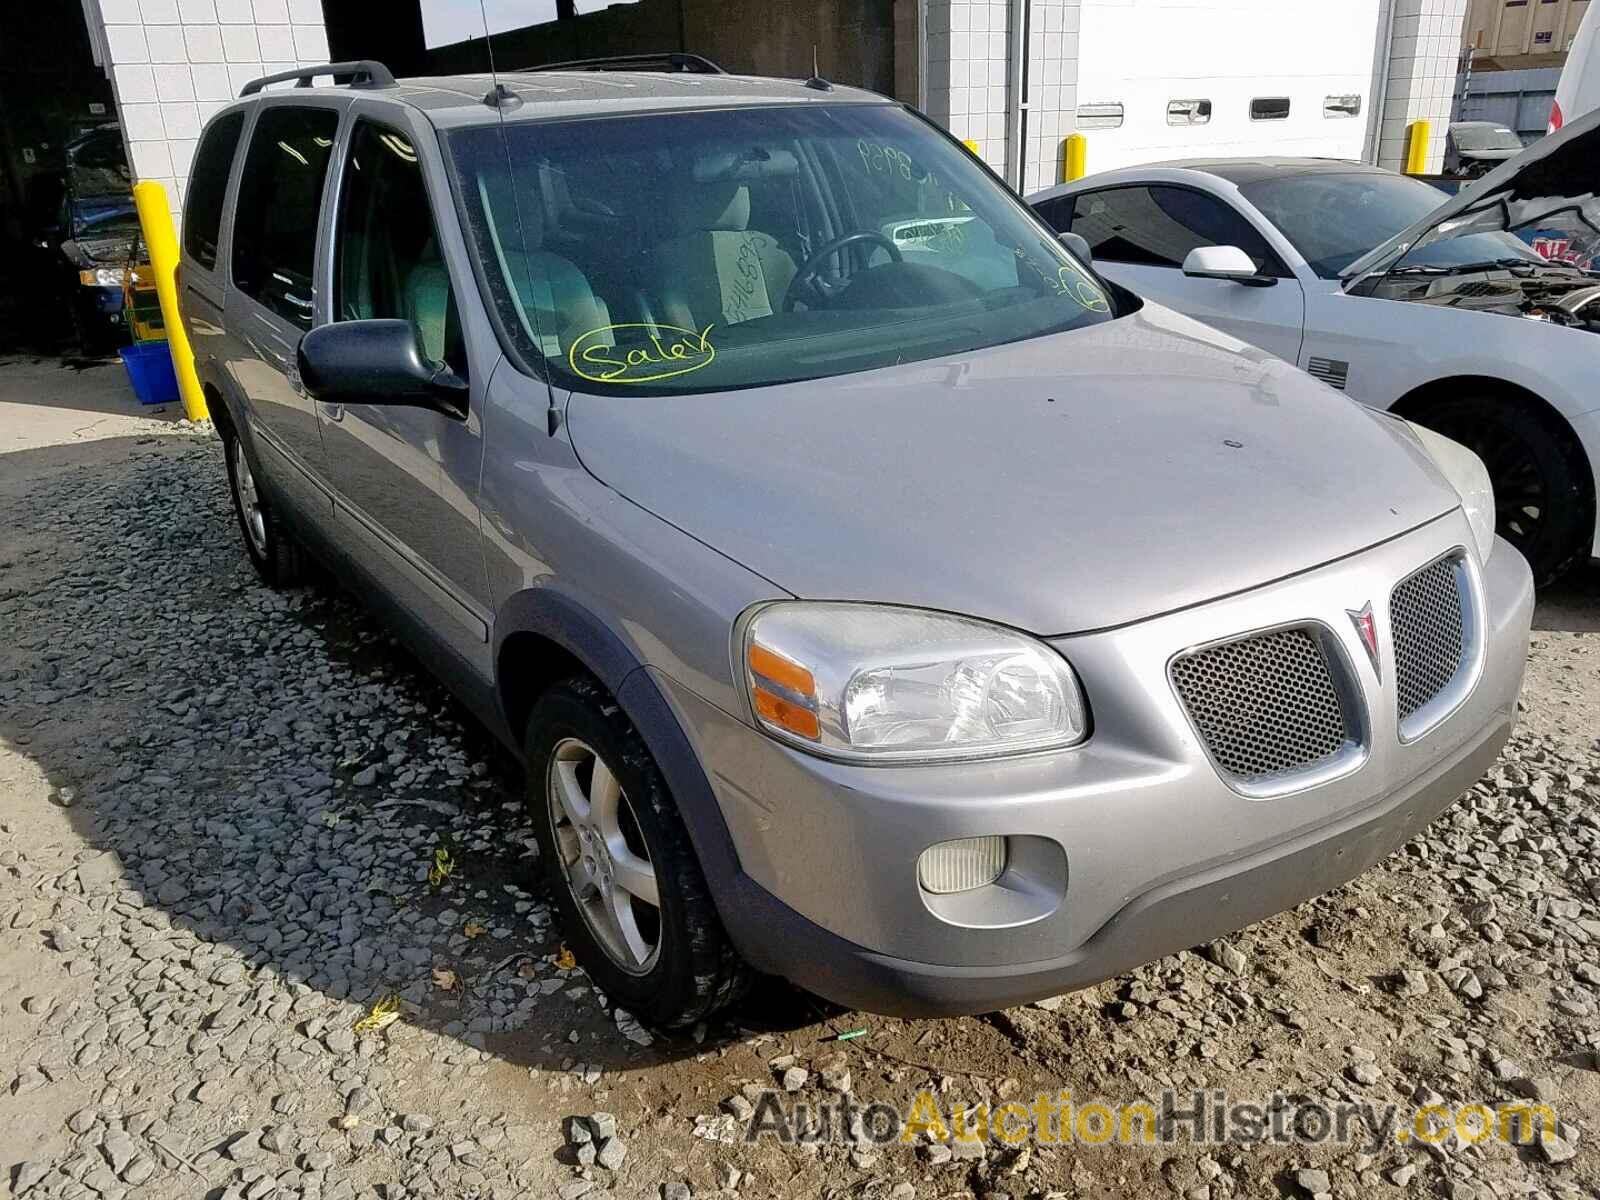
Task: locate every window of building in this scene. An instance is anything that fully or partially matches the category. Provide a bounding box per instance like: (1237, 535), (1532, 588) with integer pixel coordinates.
(1324, 94), (1362, 118)
(232, 106), (340, 330)
(1250, 97), (1292, 121)
(335, 121), (464, 375)
(1167, 99), (1212, 126)
(1076, 102), (1125, 129)
(1065, 185), (1284, 275)
(183, 111), (245, 271)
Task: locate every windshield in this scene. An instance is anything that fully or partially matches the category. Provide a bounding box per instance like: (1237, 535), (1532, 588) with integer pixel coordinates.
(448, 103), (1112, 394)
(1453, 125), (1523, 153)
(1241, 172), (1541, 278)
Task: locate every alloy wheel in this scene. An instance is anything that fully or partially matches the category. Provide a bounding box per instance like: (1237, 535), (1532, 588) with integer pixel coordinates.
(230, 438), (269, 558)
(546, 737), (662, 975)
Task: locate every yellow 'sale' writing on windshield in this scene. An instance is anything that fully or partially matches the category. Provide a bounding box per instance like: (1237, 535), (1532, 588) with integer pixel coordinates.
(569, 323), (717, 385)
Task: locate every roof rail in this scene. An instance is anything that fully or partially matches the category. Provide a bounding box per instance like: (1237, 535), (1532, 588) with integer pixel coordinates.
(239, 60), (397, 97)
(522, 52), (726, 75)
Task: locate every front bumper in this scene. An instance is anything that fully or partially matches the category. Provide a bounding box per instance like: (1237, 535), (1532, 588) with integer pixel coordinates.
(663, 514), (1533, 1016)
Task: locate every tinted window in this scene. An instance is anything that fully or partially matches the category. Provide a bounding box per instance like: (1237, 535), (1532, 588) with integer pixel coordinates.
(183, 112), (244, 271)
(1031, 194), (1075, 232)
(1250, 97), (1291, 121)
(335, 122), (463, 374)
(1070, 186), (1281, 274)
(232, 106), (339, 329)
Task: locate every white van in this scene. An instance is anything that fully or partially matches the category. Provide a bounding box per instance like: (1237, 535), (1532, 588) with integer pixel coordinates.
(1551, 1), (1599, 129)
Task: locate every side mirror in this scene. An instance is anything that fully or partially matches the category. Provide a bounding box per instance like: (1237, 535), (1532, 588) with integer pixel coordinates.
(298, 319), (467, 417)
(1182, 245), (1275, 287)
(1058, 231), (1093, 263)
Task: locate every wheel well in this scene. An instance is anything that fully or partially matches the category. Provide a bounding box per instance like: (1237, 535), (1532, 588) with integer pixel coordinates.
(1392, 376), (1574, 447)
(497, 631), (590, 743)
(204, 383), (236, 440)
(1390, 374), (1594, 495)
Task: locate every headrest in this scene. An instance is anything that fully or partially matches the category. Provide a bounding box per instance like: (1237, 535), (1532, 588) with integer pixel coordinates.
(477, 163), (544, 251)
(668, 182), (751, 236)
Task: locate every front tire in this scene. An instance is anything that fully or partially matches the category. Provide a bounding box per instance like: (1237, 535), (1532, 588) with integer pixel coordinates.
(525, 676), (750, 1027)
(1408, 393), (1593, 586)
(221, 425), (305, 588)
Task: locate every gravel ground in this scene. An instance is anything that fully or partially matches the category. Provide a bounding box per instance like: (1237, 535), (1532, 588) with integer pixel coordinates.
(2, 371), (1600, 1200)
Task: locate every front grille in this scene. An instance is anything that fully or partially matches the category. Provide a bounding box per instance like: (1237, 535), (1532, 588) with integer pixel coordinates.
(1391, 554), (1468, 729)
(1171, 627), (1355, 786)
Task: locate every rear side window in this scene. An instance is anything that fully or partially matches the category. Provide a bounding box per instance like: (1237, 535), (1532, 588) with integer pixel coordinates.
(335, 121), (464, 375)
(183, 111), (244, 271)
(1069, 185), (1283, 275)
(232, 106), (340, 330)
(1031, 194), (1074, 232)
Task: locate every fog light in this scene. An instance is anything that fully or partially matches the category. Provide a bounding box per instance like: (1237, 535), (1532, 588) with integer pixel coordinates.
(917, 836), (1007, 894)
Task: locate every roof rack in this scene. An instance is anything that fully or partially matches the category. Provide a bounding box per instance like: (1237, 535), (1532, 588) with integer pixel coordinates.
(239, 60), (397, 97)
(522, 52), (726, 75)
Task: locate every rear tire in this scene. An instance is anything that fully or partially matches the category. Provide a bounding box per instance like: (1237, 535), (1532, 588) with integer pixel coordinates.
(1406, 393), (1593, 586)
(525, 676), (750, 1028)
(220, 424), (306, 588)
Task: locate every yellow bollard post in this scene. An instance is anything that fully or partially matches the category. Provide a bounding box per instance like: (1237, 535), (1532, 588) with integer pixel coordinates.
(1062, 133), (1087, 182)
(962, 138), (980, 155)
(1403, 119), (1431, 175)
(131, 180), (208, 422)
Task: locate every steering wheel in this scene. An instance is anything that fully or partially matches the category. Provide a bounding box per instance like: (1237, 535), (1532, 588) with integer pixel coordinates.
(783, 230), (904, 311)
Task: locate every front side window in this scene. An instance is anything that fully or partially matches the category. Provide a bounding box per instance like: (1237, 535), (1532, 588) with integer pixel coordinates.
(335, 121), (464, 374)
(447, 103), (1112, 395)
(232, 105), (339, 330)
(185, 111), (245, 271)
(1069, 185), (1282, 274)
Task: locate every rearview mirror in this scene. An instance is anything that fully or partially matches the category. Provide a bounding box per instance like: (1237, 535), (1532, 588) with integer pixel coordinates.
(1182, 245), (1275, 287)
(298, 319), (467, 417)
(1058, 231), (1093, 263)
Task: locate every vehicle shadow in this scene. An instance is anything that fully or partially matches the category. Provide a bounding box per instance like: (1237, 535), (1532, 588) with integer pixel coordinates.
(0, 432), (832, 1098)
(1533, 559), (1600, 633)
(0, 354), (187, 422)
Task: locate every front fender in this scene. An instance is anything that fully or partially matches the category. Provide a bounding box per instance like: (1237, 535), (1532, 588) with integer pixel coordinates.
(492, 584), (746, 916)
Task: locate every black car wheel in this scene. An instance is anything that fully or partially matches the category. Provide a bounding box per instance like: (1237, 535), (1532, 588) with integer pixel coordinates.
(525, 676), (750, 1027)
(221, 425), (306, 588)
(1409, 393), (1593, 585)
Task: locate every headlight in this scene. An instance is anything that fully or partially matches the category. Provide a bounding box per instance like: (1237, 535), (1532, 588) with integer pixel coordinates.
(739, 603), (1088, 763)
(79, 267), (125, 288)
(1407, 422), (1496, 562)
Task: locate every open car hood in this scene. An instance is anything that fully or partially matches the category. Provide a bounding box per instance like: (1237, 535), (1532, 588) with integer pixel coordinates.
(1343, 106), (1600, 284)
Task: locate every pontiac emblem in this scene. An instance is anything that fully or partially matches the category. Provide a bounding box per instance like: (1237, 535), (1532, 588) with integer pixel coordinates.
(1348, 603), (1380, 679)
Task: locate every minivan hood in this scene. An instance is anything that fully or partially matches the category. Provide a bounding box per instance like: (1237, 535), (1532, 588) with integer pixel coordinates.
(566, 306), (1459, 635)
(1344, 106), (1600, 284)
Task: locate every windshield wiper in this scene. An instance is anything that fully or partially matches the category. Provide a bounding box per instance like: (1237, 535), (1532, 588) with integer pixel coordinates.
(1388, 257), (1542, 276)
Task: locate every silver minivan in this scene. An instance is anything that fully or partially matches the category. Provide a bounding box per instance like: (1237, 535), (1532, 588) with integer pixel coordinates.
(182, 58), (1533, 1026)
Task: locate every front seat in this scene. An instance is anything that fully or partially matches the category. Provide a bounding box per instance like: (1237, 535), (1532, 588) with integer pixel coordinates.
(473, 171), (612, 359)
(648, 182), (797, 329)
(404, 242), (458, 368)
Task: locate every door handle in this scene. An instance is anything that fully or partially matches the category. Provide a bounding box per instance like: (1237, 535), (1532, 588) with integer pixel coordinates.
(321, 403), (345, 423)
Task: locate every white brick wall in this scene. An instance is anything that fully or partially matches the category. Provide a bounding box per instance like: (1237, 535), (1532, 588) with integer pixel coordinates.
(924, 0), (1080, 189)
(1022, 0), (1080, 193)
(1377, 0), (1468, 172)
(87, 0), (329, 225)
